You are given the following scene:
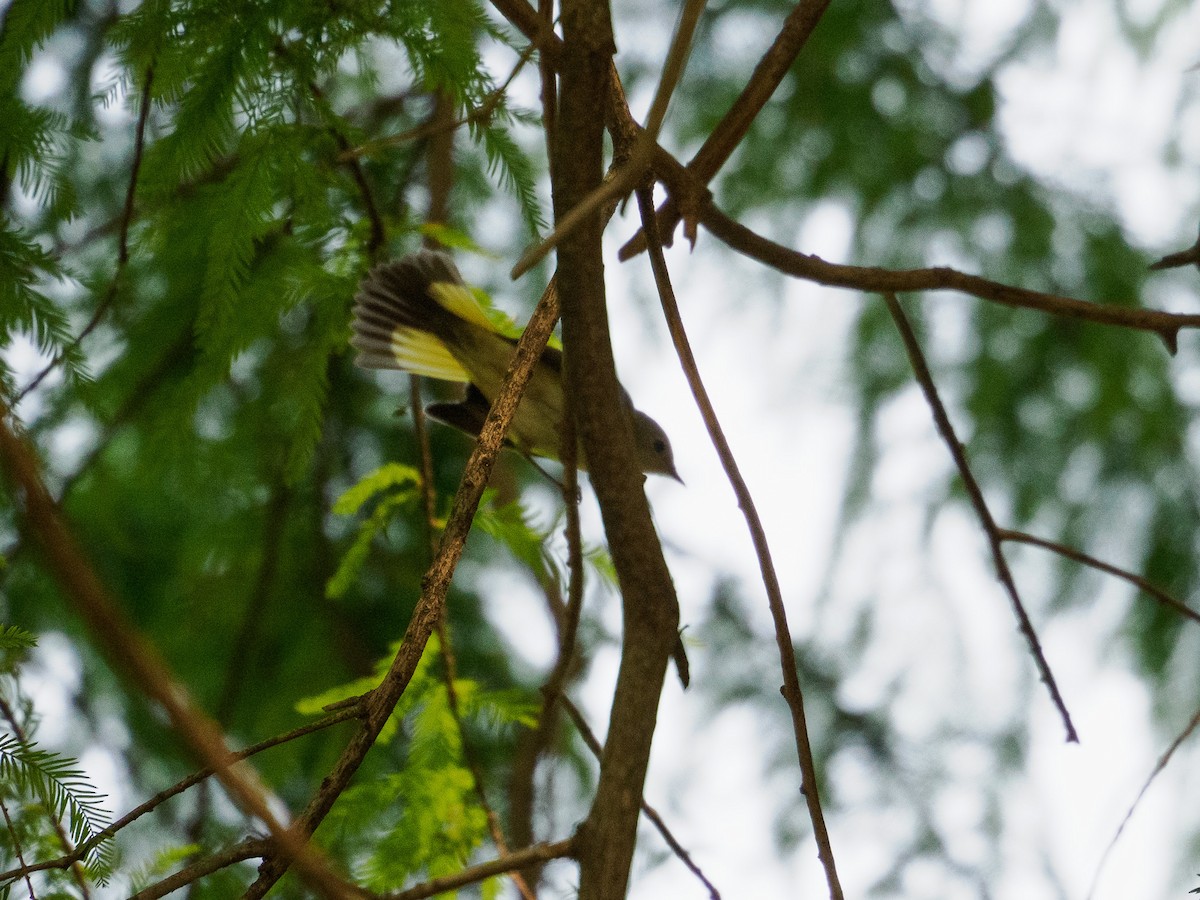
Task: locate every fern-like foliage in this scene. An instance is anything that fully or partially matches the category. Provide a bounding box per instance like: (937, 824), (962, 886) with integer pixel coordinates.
(300, 634), (535, 892)
(0, 734), (114, 882)
(326, 462), (423, 599)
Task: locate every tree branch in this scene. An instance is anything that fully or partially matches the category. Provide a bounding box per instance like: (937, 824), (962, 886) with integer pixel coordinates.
(244, 273), (564, 898)
(998, 529), (1200, 626)
(622, 0), (834, 257)
(881, 293), (1077, 742)
(380, 839), (576, 900)
(704, 204), (1194, 351)
(636, 184), (843, 898)
(552, 3), (682, 897)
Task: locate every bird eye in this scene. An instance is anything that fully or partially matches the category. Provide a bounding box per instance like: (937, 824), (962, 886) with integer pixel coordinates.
(653, 439), (666, 453)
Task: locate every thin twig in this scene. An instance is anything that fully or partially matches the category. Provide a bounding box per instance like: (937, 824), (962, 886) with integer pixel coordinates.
(381, 839), (577, 900)
(635, 184), (834, 899)
(560, 697), (721, 900)
(0, 706), (360, 885)
(998, 529), (1200, 626)
(881, 292), (1077, 742)
(16, 64), (155, 403)
(1085, 703), (1200, 900)
(622, 0), (833, 257)
(510, 0), (706, 278)
(0, 796), (36, 900)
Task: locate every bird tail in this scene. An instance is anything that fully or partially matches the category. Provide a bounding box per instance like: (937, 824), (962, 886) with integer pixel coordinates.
(351, 250), (494, 381)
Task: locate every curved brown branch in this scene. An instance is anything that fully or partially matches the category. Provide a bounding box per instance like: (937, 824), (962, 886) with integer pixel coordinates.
(704, 205), (1194, 351)
(881, 293), (1077, 742)
(636, 184), (843, 897)
(551, 3), (683, 898)
(131, 839), (272, 900)
(998, 529), (1200, 626)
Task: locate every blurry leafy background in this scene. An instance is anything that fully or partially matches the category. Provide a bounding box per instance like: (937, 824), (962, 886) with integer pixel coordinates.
(3, 0), (1200, 896)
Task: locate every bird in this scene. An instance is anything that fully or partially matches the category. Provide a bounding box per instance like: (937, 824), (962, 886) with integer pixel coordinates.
(350, 250), (680, 481)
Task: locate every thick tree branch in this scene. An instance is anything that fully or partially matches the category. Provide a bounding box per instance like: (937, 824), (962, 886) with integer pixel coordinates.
(551, 3), (682, 898)
(636, 185), (843, 898)
(881, 293), (1077, 742)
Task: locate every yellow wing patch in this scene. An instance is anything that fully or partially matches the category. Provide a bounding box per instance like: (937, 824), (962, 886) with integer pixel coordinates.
(390, 327), (470, 382)
(429, 281), (497, 332)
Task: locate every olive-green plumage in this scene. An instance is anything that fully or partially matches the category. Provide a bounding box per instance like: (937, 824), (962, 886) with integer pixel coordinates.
(351, 250), (680, 480)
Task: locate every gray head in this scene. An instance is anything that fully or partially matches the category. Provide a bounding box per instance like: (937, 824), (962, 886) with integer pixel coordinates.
(632, 411), (681, 481)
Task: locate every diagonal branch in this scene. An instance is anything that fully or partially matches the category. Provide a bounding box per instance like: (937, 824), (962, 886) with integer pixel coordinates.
(622, 0), (834, 257)
(636, 184), (842, 899)
(0, 708), (359, 886)
(244, 273), (564, 898)
(511, 0), (706, 278)
(998, 529), (1200, 626)
(881, 292), (1077, 743)
(560, 696), (721, 900)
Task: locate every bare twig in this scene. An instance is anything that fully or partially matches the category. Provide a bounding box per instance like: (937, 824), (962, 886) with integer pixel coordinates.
(704, 206), (1195, 352)
(244, 268), (563, 898)
(511, 0), (706, 278)
(0, 796), (36, 900)
(16, 65), (155, 403)
(636, 184), (837, 898)
(1085, 703), (1200, 900)
(881, 292), (1077, 742)
(998, 529), (1200, 626)
(560, 697), (721, 900)
(0, 708), (359, 886)
(622, 0), (833, 257)
(381, 839), (576, 900)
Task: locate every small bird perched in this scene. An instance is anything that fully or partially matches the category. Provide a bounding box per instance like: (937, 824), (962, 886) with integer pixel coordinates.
(350, 250), (681, 481)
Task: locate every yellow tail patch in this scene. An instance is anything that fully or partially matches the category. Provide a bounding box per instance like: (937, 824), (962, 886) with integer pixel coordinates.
(390, 327), (470, 382)
(429, 281), (498, 332)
